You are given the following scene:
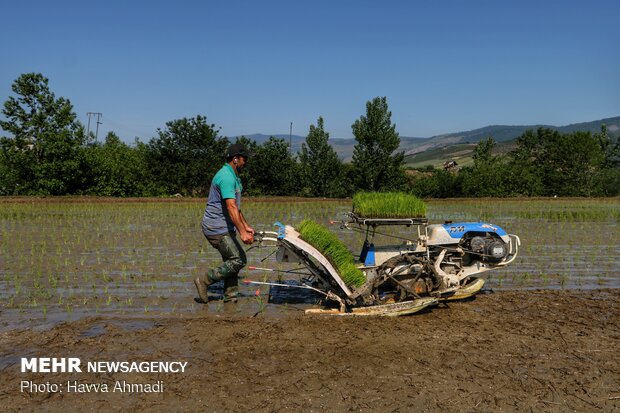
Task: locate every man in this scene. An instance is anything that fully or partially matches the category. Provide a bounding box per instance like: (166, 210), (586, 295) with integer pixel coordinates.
(194, 143), (255, 303)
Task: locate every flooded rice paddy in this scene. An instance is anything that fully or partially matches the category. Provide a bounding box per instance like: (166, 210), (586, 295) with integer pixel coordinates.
(0, 197), (618, 330)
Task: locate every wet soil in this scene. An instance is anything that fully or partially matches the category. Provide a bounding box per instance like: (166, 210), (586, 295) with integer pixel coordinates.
(1, 289), (619, 412)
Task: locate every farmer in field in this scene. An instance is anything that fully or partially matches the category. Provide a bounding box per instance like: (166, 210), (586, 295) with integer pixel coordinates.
(194, 143), (255, 304)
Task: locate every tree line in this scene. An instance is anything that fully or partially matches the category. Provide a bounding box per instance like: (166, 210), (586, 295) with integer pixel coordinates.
(1, 73), (618, 198)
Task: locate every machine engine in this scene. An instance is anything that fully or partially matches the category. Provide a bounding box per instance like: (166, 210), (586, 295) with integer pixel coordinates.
(462, 234), (508, 263)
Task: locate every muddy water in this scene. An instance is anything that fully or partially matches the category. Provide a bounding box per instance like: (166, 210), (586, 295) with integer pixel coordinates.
(0, 198), (618, 331)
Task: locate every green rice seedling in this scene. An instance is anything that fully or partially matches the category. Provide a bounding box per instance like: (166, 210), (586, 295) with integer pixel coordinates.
(1, 196), (615, 323)
(48, 273), (58, 289)
(298, 220), (366, 288)
(352, 192), (426, 218)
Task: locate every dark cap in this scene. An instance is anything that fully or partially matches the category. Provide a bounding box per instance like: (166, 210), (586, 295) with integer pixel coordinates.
(226, 143), (252, 159)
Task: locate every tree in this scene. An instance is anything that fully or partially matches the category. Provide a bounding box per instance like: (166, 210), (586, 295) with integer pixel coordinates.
(505, 129), (545, 196)
(299, 117), (346, 197)
(83, 132), (151, 196)
(230, 136), (259, 195)
(472, 137), (495, 163)
(243, 137), (299, 196)
(510, 128), (608, 196)
(0, 73), (86, 194)
(145, 115), (228, 196)
(408, 167), (463, 198)
(460, 138), (510, 197)
(0, 151), (18, 195)
(595, 125), (620, 195)
(351, 97), (406, 191)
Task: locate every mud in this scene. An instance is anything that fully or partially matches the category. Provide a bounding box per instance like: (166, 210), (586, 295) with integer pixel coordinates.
(1, 289), (619, 412)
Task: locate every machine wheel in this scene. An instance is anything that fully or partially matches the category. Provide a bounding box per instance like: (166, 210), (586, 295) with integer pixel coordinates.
(377, 254), (433, 302)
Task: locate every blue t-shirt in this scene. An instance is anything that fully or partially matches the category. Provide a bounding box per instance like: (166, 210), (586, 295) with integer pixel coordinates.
(201, 164), (242, 236)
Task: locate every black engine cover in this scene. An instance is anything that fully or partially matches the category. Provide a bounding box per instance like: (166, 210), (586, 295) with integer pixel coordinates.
(484, 239), (508, 262)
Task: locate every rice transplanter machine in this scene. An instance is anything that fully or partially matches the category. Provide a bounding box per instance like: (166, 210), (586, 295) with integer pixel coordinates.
(249, 199), (520, 316)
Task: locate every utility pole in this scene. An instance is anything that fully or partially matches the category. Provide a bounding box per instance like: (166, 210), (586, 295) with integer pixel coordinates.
(86, 113), (92, 140)
(289, 122), (293, 154)
(95, 113), (102, 143)
(86, 112), (103, 143)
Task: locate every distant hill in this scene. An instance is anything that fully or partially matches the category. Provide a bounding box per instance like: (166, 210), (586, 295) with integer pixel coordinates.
(235, 115), (620, 163)
(330, 136), (427, 161)
(239, 133), (307, 154)
(405, 141), (517, 170)
(236, 134), (427, 161)
(404, 115), (620, 157)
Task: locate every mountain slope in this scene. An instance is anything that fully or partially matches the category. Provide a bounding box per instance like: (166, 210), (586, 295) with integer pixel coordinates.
(404, 116), (620, 156)
(235, 115), (619, 162)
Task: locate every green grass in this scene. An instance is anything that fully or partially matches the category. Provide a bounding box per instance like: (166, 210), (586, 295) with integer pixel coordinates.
(297, 220), (366, 288)
(352, 192), (427, 218)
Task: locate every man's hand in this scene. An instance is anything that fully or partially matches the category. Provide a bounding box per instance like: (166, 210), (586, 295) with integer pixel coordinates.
(240, 229), (254, 245)
(225, 199), (254, 244)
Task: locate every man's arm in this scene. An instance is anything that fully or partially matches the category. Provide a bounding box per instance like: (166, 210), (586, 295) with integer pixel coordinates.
(240, 210), (254, 235)
(225, 198), (253, 244)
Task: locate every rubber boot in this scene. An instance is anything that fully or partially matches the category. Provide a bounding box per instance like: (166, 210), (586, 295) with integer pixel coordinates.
(194, 272), (213, 304)
(223, 275), (239, 303)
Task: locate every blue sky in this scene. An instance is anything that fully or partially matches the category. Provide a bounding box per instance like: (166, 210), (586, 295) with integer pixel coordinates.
(1, 0), (618, 142)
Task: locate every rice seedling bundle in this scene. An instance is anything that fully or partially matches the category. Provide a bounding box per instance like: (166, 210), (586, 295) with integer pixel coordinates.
(352, 192), (426, 218)
(297, 220), (366, 288)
